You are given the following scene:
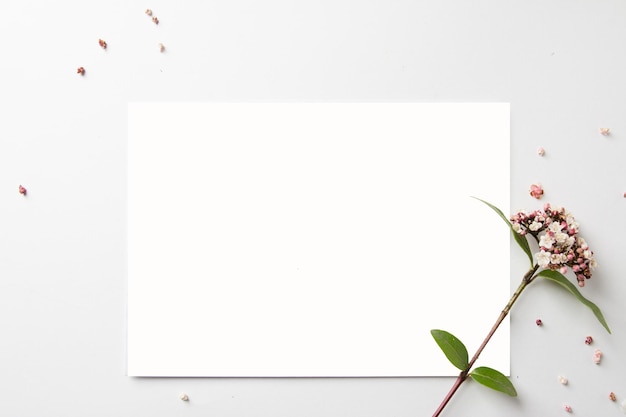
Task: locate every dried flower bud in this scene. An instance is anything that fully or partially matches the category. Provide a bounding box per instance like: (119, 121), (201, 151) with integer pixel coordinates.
(558, 376), (568, 385)
(529, 183), (544, 199)
(180, 393), (189, 401)
(152, 16), (159, 24)
(158, 43), (165, 52)
(535, 319), (542, 326)
(537, 147), (545, 156)
(585, 336), (593, 345)
(564, 404), (572, 413)
(99, 38), (107, 49)
(600, 127), (610, 136)
(145, 8), (153, 16)
(593, 349), (602, 364)
(610, 392), (617, 401)
(18, 185), (27, 195)
(77, 67), (85, 75)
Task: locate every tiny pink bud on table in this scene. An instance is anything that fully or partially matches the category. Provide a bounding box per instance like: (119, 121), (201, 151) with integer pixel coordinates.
(18, 185), (27, 195)
(529, 183), (544, 199)
(600, 127), (610, 135)
(564, 404), (572, 413)
(593, 349), (602, 364)
(536, 319), (542, 326)
(537, 146), (545, 156)
(585, 336), (593, 345)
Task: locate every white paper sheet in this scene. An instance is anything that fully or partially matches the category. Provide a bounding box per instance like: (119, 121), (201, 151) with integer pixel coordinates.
(127, 102), (510, 377)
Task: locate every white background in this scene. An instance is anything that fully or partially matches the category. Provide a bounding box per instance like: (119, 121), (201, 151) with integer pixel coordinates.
(1, 1), (626, 416)
(127, 102), (510, 377)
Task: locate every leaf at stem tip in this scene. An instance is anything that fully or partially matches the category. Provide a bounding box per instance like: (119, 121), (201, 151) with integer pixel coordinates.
(430, 329), (469, 371)
(470, 366), (517, 397)
(537, 269), (611, 334)
(470, 196), (534, 267)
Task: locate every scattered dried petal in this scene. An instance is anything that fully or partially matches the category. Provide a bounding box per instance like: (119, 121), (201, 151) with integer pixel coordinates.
(564, 404), (572, 413)
(529, 183), (544, 199)
(610, 392), (617, 401)
(593, 349), (602, 364)
(18, 185), (27, 195)
(152, 16), (159, 24)
(145, 8), (153, 16)
(536, 319), (543, 326)
(537, 147), (545, 156)
(77, 66), (85, 75)
(585, 336), (593, 345)
(99, 38), (107, 49)
(180, 393), (189, 401)
(558, 376), (568, 385)
(600, 127), (610, 136)
(158, 43), (165, 52)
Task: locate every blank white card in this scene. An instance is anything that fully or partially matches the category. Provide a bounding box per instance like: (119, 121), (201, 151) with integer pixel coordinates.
(127, 103), (510, 377)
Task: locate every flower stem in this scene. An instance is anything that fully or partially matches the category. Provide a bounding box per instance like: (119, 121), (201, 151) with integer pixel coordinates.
(432, 265), (539, 417)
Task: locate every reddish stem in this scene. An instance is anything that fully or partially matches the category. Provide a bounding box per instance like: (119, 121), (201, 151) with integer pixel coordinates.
(432, 266), (538, 417)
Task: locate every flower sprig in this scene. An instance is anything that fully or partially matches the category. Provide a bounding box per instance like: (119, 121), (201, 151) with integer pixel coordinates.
(430, 198), (610, 417)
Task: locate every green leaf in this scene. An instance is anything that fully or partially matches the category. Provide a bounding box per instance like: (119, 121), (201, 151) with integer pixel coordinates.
(471, 196), (534, 267)
(430, 329), (469, 371)
(470, 366), (517, 397)
(537, 269), (611, 334)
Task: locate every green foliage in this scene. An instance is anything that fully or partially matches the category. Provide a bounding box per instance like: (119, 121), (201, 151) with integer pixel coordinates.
(471, 197), (534, 267)
(430, 329), (469, 371)
(537, 269), (611, 334)
(470, 366), (517, 397)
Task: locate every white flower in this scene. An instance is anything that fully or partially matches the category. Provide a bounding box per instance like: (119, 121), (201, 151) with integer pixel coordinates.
(539, 234), (554, 249)
(512, 223), (521, 233)
(565, 236), (575, 247)
(551, 253), (566, 265)
(554, 232), (569, 244)
(529, 221), (542, 231)
(549, 222), (564, 232)
(536, 251), (551, 268)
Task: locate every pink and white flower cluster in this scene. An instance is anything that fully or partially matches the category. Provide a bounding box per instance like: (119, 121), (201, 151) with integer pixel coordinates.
(510, 203), (597, 287)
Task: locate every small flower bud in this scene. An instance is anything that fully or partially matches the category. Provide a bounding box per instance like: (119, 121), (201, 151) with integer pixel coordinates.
(537, 147), (545, 156)
(585, 336), (593, 345)
(180, 393), (189, 401)
(145, 8), (153, 16)
(610, 392), (616, 401)
(558, 376), (568, 385)
(152, 16), (159, 24)
(158, 43), (165, 52)
(18, 185), (27, 195)
(564, 404), (572, 413)
(529, 183), (544, 199)
(600, 127), (610, 135)
(536, 319), (542, 326)
(98, 38), (107, 49)
(77, 66), (85, 75)
(593, 349), (602, 364)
